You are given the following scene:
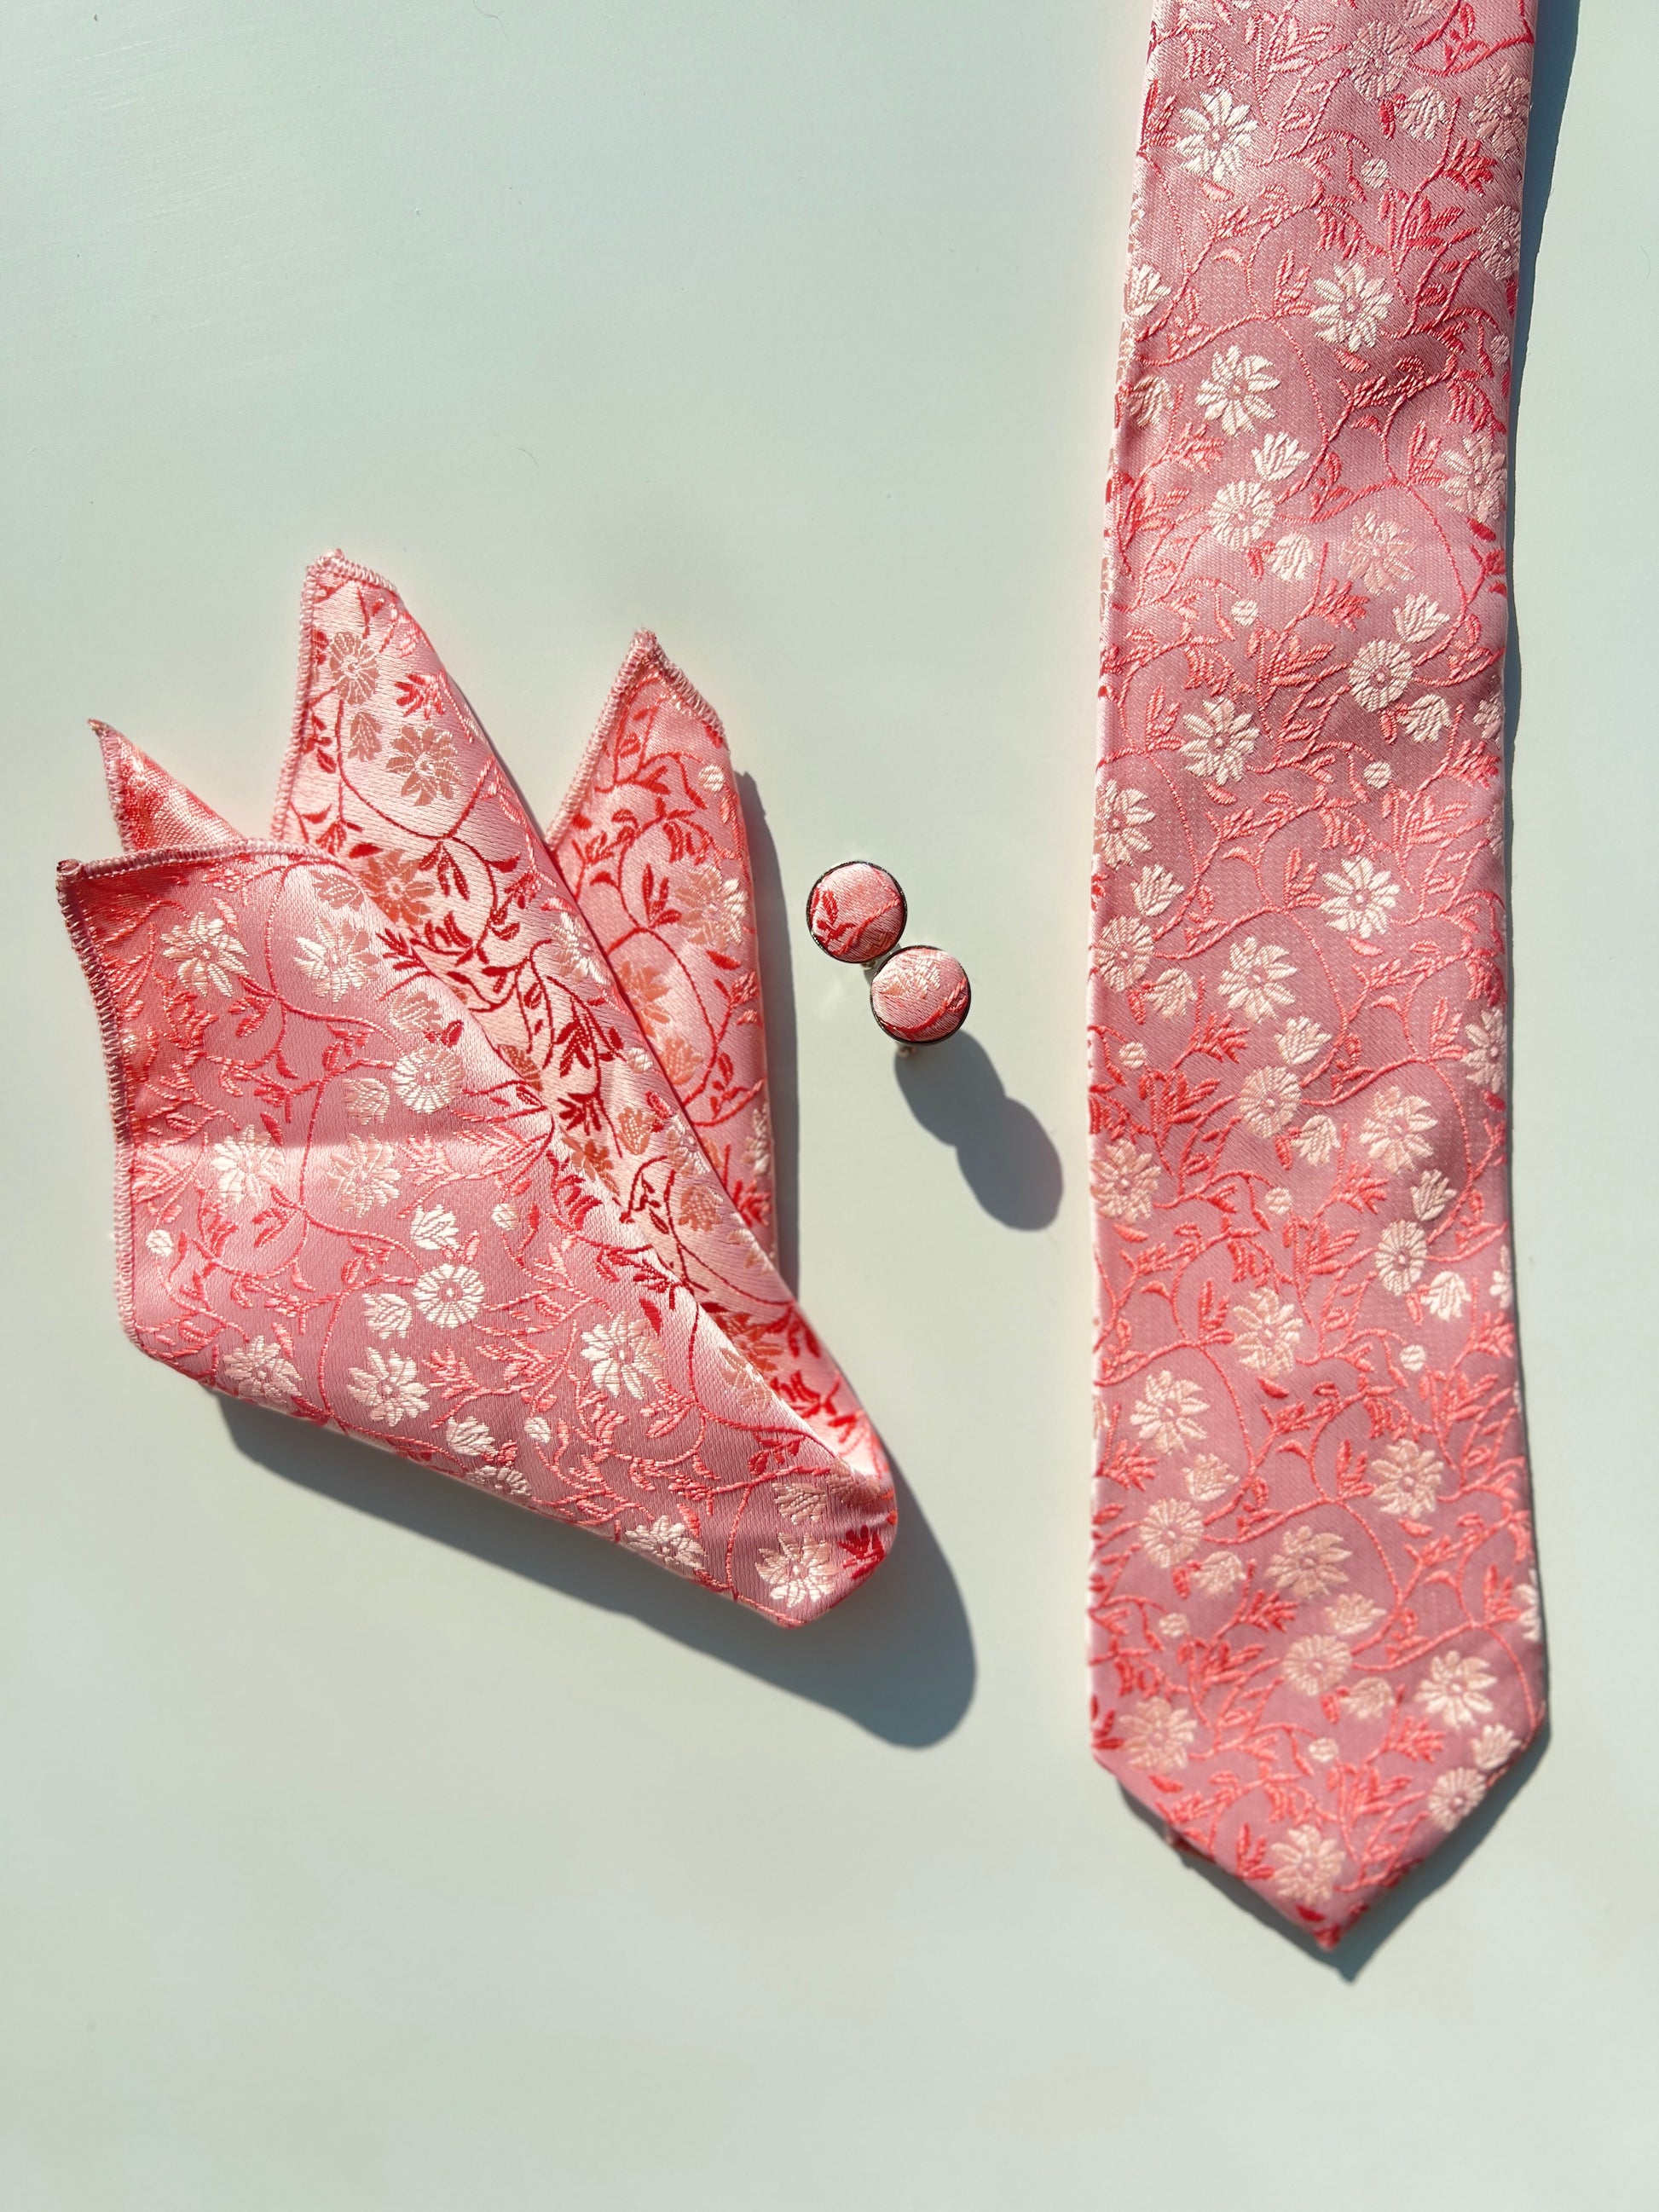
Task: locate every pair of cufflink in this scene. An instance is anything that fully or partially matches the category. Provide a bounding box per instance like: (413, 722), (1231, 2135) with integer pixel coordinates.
(806, 861), (970, 1048)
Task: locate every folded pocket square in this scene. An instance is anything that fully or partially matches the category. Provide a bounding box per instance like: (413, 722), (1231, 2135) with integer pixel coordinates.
(61, 552), (894, 1623)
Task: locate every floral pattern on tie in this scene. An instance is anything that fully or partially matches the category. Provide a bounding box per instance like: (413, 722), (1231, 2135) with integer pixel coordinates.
(1090, 1), (1546, 1943)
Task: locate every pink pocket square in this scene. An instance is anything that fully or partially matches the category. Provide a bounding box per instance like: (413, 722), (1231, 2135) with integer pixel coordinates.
(61, 552), (894, 1624)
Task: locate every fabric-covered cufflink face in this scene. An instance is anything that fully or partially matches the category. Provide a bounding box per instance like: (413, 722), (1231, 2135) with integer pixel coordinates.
(806, 861), (907, 964)
(869, 946), (970, 1045)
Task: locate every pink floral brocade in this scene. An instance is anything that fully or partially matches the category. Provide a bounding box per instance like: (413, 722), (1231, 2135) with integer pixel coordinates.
(1090, 1), (1546, 1942)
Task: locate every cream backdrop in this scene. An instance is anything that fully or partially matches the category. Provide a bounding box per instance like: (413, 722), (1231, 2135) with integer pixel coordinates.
(3, 3), (1655, 2206)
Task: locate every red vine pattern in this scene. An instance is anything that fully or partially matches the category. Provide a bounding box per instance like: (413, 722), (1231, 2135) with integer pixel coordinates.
(61, 558), (893, 1624)
(1090, 1), (1545, 1942)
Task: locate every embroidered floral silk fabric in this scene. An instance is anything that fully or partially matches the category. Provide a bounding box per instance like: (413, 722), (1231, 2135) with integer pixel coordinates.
(61, 557), (893, 1625)
(1090, 1), (1545, 1941)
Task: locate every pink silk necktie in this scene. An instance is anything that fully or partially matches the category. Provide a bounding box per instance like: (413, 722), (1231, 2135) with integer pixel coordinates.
(62, 555), (893, 1624)
(1090, 1), (1546, 1943)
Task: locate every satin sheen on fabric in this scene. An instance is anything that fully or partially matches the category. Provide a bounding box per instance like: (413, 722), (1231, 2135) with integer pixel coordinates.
(1090, 3), (1546, 1942)
(60, 555), (894, 1625)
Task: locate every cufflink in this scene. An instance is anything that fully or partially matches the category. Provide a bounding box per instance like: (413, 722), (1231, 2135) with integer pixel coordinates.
(869, 944), (970, 1047)
(807, 860), (969, 1050)
(806, 860), (907, 965)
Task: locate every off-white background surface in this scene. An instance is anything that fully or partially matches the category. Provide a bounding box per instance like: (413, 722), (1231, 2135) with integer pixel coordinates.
(3, 3), (1656, 2205)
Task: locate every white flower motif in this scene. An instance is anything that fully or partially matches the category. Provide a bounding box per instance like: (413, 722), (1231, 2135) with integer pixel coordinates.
(1412, 1169), (1455, 1222)
(1184, 1454), (1233, 1503)
(1119, 1697), (1199, 1770)
(1347, 1676), (1397, 1721)
(1119, 1039), (1148, 1070)
(1399, 84), (1449, 141)
(1269, 1825), (1344, 1906)
(1400, 694), (1453, 745)
(1463, 1007), (1507, 1092)
(1349, 638), (1413, 711)
(1231, 1286), (1303, 1377)
(1095, 916), (1156, 989)
(543, 910), (603, 986)
(343, 1076), (390, 1121)
(1209, 478), (1276, 550)
(1095, 777), (1156, 866)
(772, 1479), (829, 1527)
(1361, 157), (1389, 191)
(293, 912), (379, 1001)
(218, 1336), (303, 1406)
(1349, 19), (1409, 98)
(390, 1043), (463, 1115)
(1253, 431), (1309, 482)
(1282, 1635), (1352, 1695)
(347, 1348), (429, 1427)
(491, 1203), (518, 1231)
(1277, 1016), (1330, 1066)
(1471, 1724), (1521, 1772)
(1372, 1436), (1443, 1516)
(1362, 761), (1391, 792)
(1295, 1113), (1340, 1165)
(1230, 598), (1259, 629)
(1427, 1766), (1488, 1832)
(1125, 261), (1171, 320)
(1327, 1594), (1384, 1637)
(1219, 937), (1297, 1024)
(329, 1135), (401, 1216)
(580, 1314), (663, 1401)
(1124, 373), (1172, 426)
(623, 1515), (708, 1579)
(1195, 347), (1279, 436)
(1157, 1612), (1189, 1643)
(160, 911), (249, 996)
(679, 863), (747, 950)
(409, 1205), (459, 1251)
(1308, 1736), (1339, 1765)
(211, 1127), (281, 1207)
(1361, 1086), (1436, 1174)
(362, 1291), (413, 1339)
(1174, 88), (1257, 184)
(1268, 532), (1315, 581)
(1132, 864), (1183, 917)
(523, 1414), (553, 1445)
(1181, 697), (1258, 783)
(1418, 1650), (1497, 1727)
(1425, 1270), (1471, 1321)
(1443, 430), (1506, 526)
(1141, 1498), (1205, 1569)
(1321, 854), (1400, 938)
(755, 1533), (838, 1609)
(1192, 1551), (1247, 1595)
(1147, 967), (1198, 1019)
(1377, 1219), (1429, 1294)
(1268, 1525), (1350, 1598)
(1399, 1343), (1429, 1373)
(1490, 1247), (1515, 1311)
(145, 1227), (176, 1257)
(1471, 66), (1530, 160)
(1394, 592), (1448, 645)
(1130, 1371), (1209, 1456)
(1478, 205), (1523, 282)
(412, 1262), (485, 1329)
(1239, 1066), (1300, 1136)
(1092, 1139), (1160, 1224)
(1309, 263), (1393, 351)
(444, 1414), (495, 1458)
(1344, 512), (1415, 594)
(1263, 1185), (1294, 1216)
